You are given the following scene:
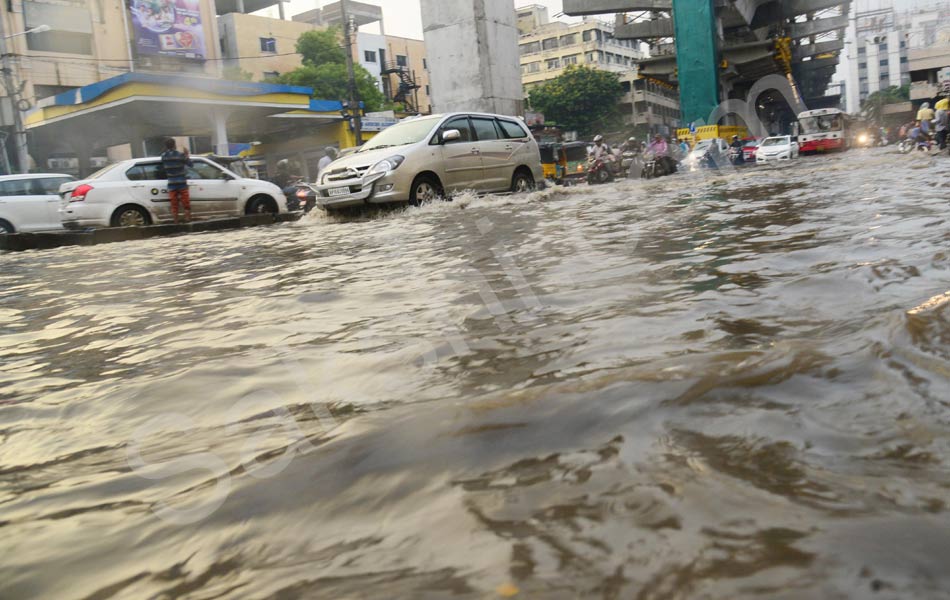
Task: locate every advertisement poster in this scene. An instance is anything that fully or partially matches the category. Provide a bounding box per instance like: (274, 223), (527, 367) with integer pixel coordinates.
(128, 0), (206, 60)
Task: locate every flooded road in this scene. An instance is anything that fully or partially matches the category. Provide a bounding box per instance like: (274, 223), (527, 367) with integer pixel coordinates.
(2, 148), (950, 599)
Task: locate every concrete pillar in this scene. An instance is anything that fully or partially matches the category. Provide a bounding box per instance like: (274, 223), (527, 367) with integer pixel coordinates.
(236, 0), (245, 13)
(128, 131), (148, 158)
(420, 0), (523, 116)
(210, 109), (230, 156)
(672, 0), (721, 125)
(277, 1), (285, 20)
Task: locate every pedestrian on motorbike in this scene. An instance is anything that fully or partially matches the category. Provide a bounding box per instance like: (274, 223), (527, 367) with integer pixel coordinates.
(917, 103), (934, 135)
(620, 137), (640, 155)
(729, 135), (745, 165)
(647, 134), (676, 176)
(591, 135), (613, 160)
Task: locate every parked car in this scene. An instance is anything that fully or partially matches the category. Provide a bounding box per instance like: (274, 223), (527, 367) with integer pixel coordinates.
(59, 157), (288, 229)
(0, 173), (75, 233)
(756, 135), (800, 164)
(313, 112), (544, 211)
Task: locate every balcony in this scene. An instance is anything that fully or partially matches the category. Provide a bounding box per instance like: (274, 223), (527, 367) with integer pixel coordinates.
(909, 81), (938, 100)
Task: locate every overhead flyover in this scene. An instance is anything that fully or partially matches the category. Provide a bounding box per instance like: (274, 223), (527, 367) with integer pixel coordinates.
(563, 0), (851, 124)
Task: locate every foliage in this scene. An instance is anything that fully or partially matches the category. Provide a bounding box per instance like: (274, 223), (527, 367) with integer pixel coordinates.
(862, 84), (910, 124)
(528, 66), (624, 136)
(222, 65), (253, 81)
(278, 27), (385, 113)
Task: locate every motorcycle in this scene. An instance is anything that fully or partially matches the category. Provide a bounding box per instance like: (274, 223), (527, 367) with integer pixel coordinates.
(587, 156), (616, 185)
(728, 146), (746, 166)
(282, 178), (317, 213)
(641, 152), (677, 180)
(621, 151), (642, 179)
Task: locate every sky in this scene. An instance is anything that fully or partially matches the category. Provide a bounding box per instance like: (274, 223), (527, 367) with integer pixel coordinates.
(278, 0), (934, 41)
(280, 0), (568, 40)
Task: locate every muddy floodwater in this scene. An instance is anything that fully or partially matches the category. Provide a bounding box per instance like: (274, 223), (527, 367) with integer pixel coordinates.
(2, 148), (950, 599)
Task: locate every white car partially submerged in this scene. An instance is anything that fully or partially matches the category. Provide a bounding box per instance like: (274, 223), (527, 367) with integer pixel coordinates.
(756, 136), (800, 164)
(0, 173), (75, 233)
(59, 157), (288, 229)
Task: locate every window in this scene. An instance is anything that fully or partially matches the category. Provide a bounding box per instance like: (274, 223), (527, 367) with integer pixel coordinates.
(524, 61), (541, 73)
(24, 1), (93, 55)
(879, 59), (888, 66)
(542, 37), (558, 50)
(396, 54), (408, 67)
(858, 47), (866, 54)
(262, 71), (280, 81)
(34, 177), (73, 195)
(859, 62), (867, 69)
(125, 163), (166, 181)
(471, 117), (500, 141)
(497, 119), (528, 139)
(0, 179), (35, 196)
(423, 58), (428, 70)
(188, 161), (228, 180)
(900, 56), (908, 63)
(520, 41), (541, 55)
(563, 54), (579, 66)
(585, 51), (599, 63)
(547, 58), (560, 70)
(365, 50), (377, 63)
(437, 117), (473, 144)
(559, 34), (577, 47)
(260, 37), (277, 53)
(425, 85), (430, 95)
(583, 30), (594, 42)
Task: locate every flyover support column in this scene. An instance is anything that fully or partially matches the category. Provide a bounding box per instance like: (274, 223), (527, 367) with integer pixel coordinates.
(672, 0), (721, 125)
(420, 0), (523, 116)
(210, 109), (231, 156)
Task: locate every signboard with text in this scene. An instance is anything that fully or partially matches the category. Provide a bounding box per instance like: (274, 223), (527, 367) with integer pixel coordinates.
(128, 0), (206, 60)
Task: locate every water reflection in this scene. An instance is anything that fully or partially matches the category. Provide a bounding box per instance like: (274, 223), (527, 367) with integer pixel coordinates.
(2, 149), (950, 598)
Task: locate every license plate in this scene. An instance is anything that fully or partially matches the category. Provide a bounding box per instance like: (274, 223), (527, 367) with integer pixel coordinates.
(328, 187), (350, 197)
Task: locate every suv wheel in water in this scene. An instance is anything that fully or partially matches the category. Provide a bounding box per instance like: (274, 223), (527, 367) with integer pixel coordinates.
(511, 170), (535, 193)
(0, 219), (14, 234)
(246, 195), (278, 215)
(111, 206), (151, 228)
(409, 175), (443, 206)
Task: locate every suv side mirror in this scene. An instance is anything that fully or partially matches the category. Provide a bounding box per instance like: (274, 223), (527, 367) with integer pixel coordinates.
(442, 129), (461, 143)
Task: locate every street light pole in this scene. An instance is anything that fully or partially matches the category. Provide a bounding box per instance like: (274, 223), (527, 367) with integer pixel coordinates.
(0, 25), (46, 174)
(339, 0), (363, 146)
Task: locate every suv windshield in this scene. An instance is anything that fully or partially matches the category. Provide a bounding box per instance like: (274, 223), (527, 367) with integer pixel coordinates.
(358, 116), (443, 153)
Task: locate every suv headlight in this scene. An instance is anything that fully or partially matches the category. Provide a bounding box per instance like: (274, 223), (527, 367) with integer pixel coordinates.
(367, 155), (405, 176)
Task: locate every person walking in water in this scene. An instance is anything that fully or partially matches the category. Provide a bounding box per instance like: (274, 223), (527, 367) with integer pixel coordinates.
(161, 139), (192, 224)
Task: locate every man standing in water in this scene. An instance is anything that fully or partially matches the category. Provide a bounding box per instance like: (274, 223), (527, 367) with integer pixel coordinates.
(317, 147), (339, 180)
(161, 139), (192, 224)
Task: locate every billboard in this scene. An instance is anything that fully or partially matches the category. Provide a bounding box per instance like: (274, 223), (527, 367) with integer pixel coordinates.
(128, 0), (206, 60)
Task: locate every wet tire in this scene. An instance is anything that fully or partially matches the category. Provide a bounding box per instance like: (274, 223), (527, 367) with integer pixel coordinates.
(595, 169), (612, 185)
(511, 170), (535, 193)
(245, 195), (278, 215)
(111, 206), (151, 228)
(0, 219), (13, 234)
(409, 174), (443, 206)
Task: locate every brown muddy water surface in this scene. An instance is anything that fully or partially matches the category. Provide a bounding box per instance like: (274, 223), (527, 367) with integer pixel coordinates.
(2, 148), (950, 599)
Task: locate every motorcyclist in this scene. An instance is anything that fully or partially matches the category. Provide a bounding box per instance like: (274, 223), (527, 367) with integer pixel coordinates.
(591, 135), (613, 160)
(729, 135), (745, 165)
(647, 134), (676, 175)
(620, 137), (641, 155)
(917, 102), (934, 135)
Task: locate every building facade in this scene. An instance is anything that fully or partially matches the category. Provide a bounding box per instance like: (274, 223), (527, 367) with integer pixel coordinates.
(519, 14), (680, 132)
(219, 12), (313, 82)
(843, 1), (950, 113)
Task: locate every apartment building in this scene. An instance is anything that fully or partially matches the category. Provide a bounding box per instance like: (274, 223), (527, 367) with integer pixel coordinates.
(519, 11), (680, 132)
(219, 12), (313, 81)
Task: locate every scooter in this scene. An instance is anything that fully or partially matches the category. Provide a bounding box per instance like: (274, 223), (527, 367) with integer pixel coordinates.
(641, 152), (677, 180)
(587, 156), (616, 185)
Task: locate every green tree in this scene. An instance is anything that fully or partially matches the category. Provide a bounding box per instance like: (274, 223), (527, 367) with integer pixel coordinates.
(528, 65), (624, 136)
(279, 28), (385, 112)
(862, 84), (910, 125)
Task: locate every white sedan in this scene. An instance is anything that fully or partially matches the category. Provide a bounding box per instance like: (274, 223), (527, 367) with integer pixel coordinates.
(756, 136), (800, 164)
(59, 157), (288, 229)
(0, 173), (75, 234)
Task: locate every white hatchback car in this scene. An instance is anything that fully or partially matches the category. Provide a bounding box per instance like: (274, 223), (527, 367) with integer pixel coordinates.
(0, 173), (75, 233)
(59, 157), (288, 229)
(756, 136), (800, 164)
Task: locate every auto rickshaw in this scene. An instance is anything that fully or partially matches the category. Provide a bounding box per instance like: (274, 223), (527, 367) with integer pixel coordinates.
(558, 141), (589, 185)
(539, 143), (559, 181)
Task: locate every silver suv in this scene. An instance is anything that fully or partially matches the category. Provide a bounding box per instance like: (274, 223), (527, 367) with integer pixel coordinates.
(314, 113), (544, 211)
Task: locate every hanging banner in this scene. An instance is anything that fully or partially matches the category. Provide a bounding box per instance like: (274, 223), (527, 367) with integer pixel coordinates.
(128, 0), (207, 61)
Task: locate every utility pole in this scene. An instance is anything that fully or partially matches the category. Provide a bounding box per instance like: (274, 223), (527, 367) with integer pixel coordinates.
(339, 0), (363, 146)
(0, 21), (29, 173)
